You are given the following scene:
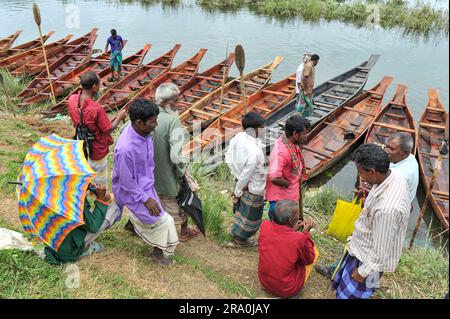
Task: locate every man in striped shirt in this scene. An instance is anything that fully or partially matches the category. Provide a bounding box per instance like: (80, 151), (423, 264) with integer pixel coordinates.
(330, 144), (411, 299)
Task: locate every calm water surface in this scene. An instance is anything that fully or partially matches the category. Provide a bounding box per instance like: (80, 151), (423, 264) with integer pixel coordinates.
(1, 0), (448, 247)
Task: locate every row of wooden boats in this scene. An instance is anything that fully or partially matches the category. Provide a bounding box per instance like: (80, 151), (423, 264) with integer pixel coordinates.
(1, 31), (447, 229)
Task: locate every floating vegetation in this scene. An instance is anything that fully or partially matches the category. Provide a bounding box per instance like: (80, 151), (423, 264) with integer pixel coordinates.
(195, 0), (449, 38)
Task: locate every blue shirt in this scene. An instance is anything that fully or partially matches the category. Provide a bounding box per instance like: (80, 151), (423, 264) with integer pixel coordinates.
(107, 35), (123, 52)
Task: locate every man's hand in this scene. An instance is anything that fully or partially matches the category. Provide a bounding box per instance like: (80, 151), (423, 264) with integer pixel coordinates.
(95, 184), (111, 203)
(231, 194), (240, 205)
(270, 177), (290, 189)
(301, 218), (317, 232)
(353, 183), (370, 198)
(351, 269), (365, 284)
(116, 107), (128, 122)
(144, 197), (161, 217)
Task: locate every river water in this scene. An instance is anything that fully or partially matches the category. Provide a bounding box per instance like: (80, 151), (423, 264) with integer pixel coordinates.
(1, 0), (448, 247)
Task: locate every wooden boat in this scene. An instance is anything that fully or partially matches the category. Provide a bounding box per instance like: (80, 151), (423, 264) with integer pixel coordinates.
(0, 31), (54, 60)
(365, 84), (417, 154)
(17, 30), (98, 102)
(41, 45), (152, 116)
(0, 31), (22, 51)
(417, 89), (449, 229)
(106, 47), (206, 112)
(300, 76), (393, 181)
(12, 29), (98, 77)
(24, 43), (150, 106)
(96, 44), (182, 112)
(173, 52), (235, 115)
(183, 73), (297, 155)
(264, 55), (380, 150)
(0, 34), (73, 72)
(179, 56), (284, 131)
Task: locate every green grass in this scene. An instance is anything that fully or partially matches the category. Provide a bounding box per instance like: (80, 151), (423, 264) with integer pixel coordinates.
(0, 250), (72, 299)
(196, 0), (449, 37)
(174, 255), (256, 298)
(376, 246), (449, 299)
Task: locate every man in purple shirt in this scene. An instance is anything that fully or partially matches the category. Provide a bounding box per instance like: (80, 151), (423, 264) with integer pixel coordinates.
(112, 98), (179, 266)
(105, 29), (125, 81)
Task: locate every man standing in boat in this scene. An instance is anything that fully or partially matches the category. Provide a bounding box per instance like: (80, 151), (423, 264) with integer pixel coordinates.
(295, 52), (311, 109)
(265, 114), (310, 221)
(105, 29), (125, 81)
(297, 54), (320, 118)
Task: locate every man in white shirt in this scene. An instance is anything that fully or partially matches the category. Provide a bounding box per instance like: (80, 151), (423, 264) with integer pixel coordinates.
(385, 132), (419, 203)
(225, 112), (267, 247)
(295, 53), (311, 95)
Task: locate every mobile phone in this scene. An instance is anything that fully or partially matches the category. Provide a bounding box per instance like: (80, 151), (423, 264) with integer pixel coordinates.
(88, 184), (98, 195)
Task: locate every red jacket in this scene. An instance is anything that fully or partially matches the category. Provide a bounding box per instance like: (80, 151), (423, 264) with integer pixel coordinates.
(258, 220), (316, 298)
(68, 93), (113, 161)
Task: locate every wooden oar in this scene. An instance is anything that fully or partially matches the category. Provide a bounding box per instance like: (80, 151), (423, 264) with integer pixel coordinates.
(235, 44), (246, 115)
(33, 3), (56, 105)
(409, 113), (449, 248)
(217, 44), (230, 129)
(0, 72), (16, 117)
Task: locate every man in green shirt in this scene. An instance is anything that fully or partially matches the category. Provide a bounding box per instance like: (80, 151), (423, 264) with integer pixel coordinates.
(152, 83), (200, 242)
(44, 185), (118, 265)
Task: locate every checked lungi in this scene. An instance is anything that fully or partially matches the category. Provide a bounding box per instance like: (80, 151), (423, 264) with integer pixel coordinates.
(296, 90), (313, 117)
(231, 190), (265, 241)
(331, 252), (380, 299)
(110, 51), (123, 72)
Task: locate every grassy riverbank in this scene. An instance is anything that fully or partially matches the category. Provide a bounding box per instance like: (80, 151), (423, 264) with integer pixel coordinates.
(0, 105), (448, 298)
(100, 0), (450, 37)
(196, 0), (449, 37)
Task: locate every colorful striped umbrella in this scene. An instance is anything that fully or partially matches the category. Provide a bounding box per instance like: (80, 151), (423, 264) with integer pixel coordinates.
(16, 134), (95, 250)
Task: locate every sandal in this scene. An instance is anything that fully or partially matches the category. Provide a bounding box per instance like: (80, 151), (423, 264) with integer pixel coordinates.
(226, 238), (258, 248)
(179, 225), (200, 242)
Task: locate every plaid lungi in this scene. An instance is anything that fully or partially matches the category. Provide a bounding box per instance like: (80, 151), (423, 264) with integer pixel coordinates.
(296, 91), (313, 117)
(331, 253), (377, 299)
(110, 51), (123, 72)
(231, 190), (265, 240)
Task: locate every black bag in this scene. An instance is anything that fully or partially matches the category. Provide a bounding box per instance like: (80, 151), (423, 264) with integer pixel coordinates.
(73, 92), (95, 159)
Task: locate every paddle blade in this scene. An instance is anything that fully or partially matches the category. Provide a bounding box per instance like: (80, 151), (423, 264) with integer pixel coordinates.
(235, 44), (245, 74)
(33, 3), (42, 26)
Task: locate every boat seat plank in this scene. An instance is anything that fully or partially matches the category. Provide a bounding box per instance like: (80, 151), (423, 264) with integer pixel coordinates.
(196, 75), (222, 82)
(328, 81), (361, 89)
(302, 145), (333, 158)
(420, 152), (449, 160)
(384, 112), (407, 119)
(343, 106), (375, 117)
(426, 107), (446, 113)
(314, 101), (336, 109)
(263, 89), (290, 97)
(432, 190), (449, 197)
(325, 122), (360, 134)
(322, 93), (347, 100)
(372, 122), (415, 133)
(419, 122), (445, 130)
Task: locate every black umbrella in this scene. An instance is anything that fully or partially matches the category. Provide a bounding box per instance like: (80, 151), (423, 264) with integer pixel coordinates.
(176, 176), (206, 237)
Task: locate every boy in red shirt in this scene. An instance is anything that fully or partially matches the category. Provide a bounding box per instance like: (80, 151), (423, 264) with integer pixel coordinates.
(258, 200), (319, 298)
(68, 71), (127, 186)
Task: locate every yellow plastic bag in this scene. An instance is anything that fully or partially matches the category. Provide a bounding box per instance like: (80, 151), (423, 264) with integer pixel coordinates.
(326, 197), (363, 243)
